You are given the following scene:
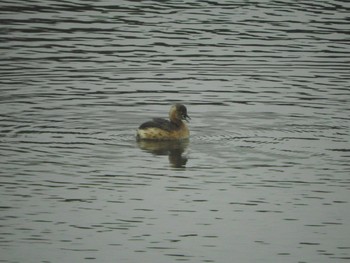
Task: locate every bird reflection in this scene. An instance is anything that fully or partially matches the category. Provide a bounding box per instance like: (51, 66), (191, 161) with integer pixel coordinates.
(137, 139), (189, 168)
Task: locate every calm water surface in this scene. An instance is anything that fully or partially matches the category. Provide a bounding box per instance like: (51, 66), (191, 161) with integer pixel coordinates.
(1, 0), (350, 262)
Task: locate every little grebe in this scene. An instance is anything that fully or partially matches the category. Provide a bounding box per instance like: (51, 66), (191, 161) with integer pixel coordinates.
(136, 104), (190, 140)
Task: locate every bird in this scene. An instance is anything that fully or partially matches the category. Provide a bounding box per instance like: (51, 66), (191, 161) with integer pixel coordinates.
(136, 104), (190, 140)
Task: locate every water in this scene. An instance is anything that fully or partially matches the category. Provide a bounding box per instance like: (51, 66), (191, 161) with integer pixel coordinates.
(1, 0), (349, 262)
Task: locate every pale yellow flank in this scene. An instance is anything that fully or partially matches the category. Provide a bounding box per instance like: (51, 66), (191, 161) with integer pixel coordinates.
(137, 124), (189, 140)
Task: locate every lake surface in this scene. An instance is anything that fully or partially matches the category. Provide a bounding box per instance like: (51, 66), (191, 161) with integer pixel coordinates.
(1, 0), (349, 262)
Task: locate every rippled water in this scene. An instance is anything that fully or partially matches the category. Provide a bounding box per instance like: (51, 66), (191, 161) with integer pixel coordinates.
(1, 0), (350, 262)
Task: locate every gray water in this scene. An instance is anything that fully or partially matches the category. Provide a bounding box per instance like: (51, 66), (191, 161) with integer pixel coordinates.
(1, 1), (350, 262)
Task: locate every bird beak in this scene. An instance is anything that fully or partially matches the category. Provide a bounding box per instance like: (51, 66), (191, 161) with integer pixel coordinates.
(183, 114), (191, 122)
